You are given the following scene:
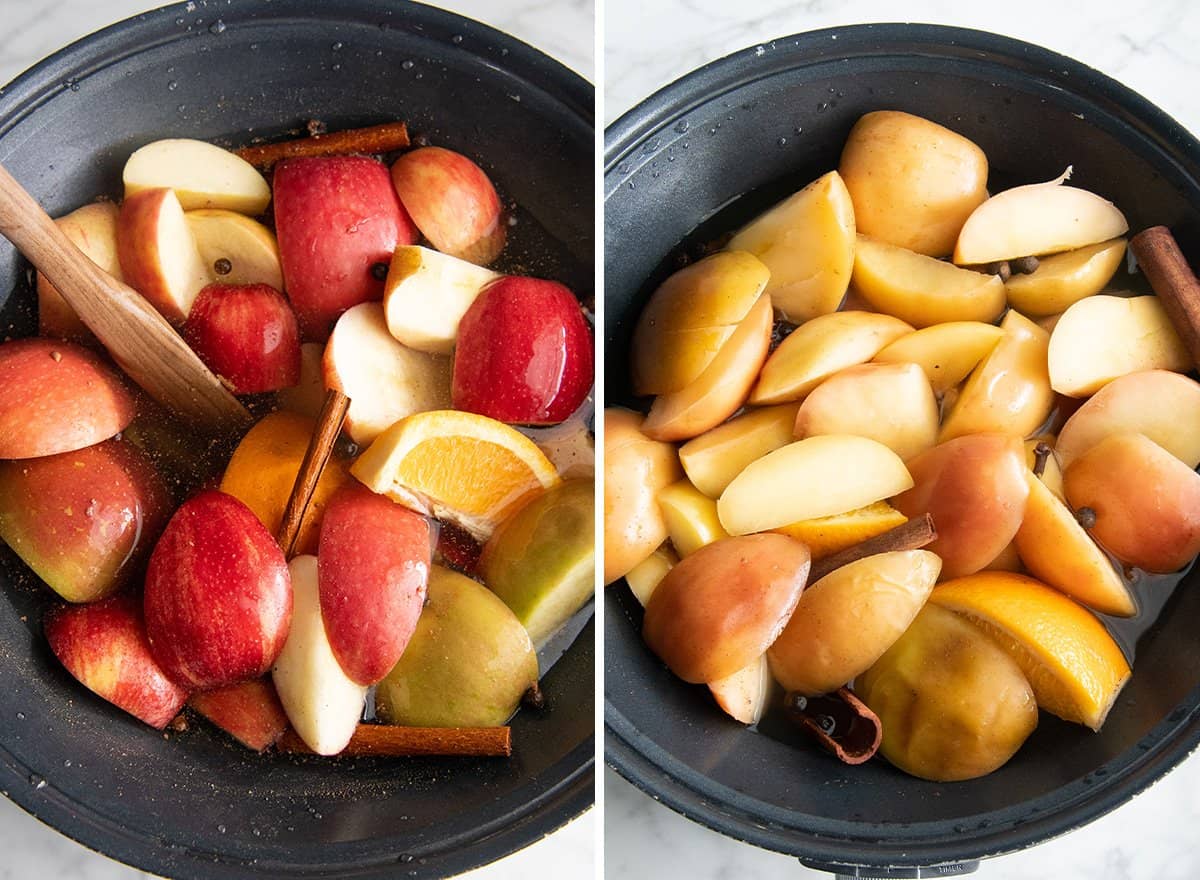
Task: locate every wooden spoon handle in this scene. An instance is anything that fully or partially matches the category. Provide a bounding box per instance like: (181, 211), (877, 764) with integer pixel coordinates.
(0, 163), (251, 432)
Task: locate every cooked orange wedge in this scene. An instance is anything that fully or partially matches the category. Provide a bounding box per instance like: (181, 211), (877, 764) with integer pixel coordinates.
(351, 410), (560, 541)
(929, 571), (1131, 731)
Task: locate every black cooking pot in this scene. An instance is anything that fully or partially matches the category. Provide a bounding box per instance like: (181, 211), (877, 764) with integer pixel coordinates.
(0, 2), (593, 877)
(605, 24), (1200, 877)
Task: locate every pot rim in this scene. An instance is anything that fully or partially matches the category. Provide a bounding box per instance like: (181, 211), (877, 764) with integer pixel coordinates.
(0, 1), (593, 877)
(603, 22), (1200, 870)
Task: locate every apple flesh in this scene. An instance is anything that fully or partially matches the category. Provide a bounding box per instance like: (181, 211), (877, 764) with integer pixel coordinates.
(390, 146), (505, 265)
(873, 321), (1004, 395)
(273, 156), (417, 340)
(45, 594), (189, 729)
(709, 655), (773, 725)
(318, 484), (431, 686)
(123, 137), (271, 215)
(188, 678), (289, 752)
(183, 283), (301, 394)
(655, 478), (729, 558)
(324, 302), (452, 445)
(144, 490), (292, 689)
(0, 337), (136, 459)
(894, 434), (1030, 579)
(186, 208), (284, 290)
(117, 187), (212, 322)
(1004, 238), (1127, 317)
(452, 276), (593, 425)
(382, 245), (500, 355)
(272, 555), (367, 755)
(38, 201), (125, 342)
(0, 438), (170, 603)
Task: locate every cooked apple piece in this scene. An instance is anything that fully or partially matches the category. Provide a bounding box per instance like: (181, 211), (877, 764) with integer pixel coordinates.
(718, 434), (913, 536)
(678, 404), (800, 498)
(383, 245), (500, 355)
(642, 534), (810, 683)
(954, 169), (1129, 265)
(642, 293), (772, 442)
(939, 310), (1054, 442)
(1014, 471), (1133, 615)
(1056, 370), (1200, 470)
(894, 434), (1030, 579)
(117, 187), (212, 322)
(873, 321), (1004, 394)
(852, 235), (1005, 327)
(772, 501), (907, 560)
(726, 170), (855, 321)
(38, 202), (124, 342)
(768, 549), (941, 696)
(186, 208), (283, 289)
(277, 342), (327, 418)
(657, 478), (730, 557)
(795, 362), (938, 461)
(124, 138), (270, 214)
(624, 545), (677, 607)
(1064, 432), (1200, 573)
(984, 540), (1024, 573)
(1025, 436), (1065, 501)
(631, 251), (768, 395)
(1004, 238), (1126, 316)
(709, 654), (773, 724)
(323, 302), (452, 445)
(1048, 295), (1189, 397)
(750, 310), (913, 405)
(604, 409), (683, 584)
(858, 603), (1037, 782)
(839, 111), (988, 257)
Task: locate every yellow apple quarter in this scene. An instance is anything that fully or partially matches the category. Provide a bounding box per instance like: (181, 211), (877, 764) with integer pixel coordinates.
(939, 310), (1054, 442)
(726, 170), (855, 322)
(678, 403), (801, 498)
(873, 321), (1004, 394)
(185, 208), (283, 289)
(852, 235), (1005, 327)
(1004, 238), (1127, 317)
(953, 169), (1129, 265)
(631, 250), (769, 395)
(657, 479), (731, 557)
(838, 110), (988, 258)
(1048, 295), (1190, 397)
(750, 310), (913, 405)
(624, 545), (678, 607)
(717, 434), (913, 536)
(772, 501), (907, 560)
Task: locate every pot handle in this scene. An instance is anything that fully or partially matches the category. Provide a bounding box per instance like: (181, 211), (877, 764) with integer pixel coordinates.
(799, 859), (980, 878)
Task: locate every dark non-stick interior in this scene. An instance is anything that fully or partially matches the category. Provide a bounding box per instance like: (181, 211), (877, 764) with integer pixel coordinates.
(605, 24), (1200, 872)
(0, 2), (593, 878)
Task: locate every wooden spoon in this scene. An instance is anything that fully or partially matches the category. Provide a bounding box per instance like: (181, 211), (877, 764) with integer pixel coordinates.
(0, 163), (251, 432)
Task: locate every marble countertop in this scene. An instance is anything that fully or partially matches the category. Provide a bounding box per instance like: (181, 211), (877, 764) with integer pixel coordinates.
(605, 1), (1200, 879)
(0, 1), (594, 878)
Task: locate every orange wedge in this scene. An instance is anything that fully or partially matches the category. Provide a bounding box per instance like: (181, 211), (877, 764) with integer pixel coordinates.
(772, 500), (907, 560)
(350, 410), (560, 541)
(929, 571), (1131, 731)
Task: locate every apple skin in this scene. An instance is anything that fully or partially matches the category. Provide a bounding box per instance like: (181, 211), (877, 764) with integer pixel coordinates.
(45, 594), (189, 729)
(144, 490), (292, 690)
(318, 484), (432, 686)
(273, 156), (418, 341)
(0, 337), (136, 459)
(38, 201), (125, 343)
(184, 283), (302, 394)
(390, 146), (505, 265)
(188, 678), (289, 752)
(452, 276), (593, 425)
(0, 438), (171, 603)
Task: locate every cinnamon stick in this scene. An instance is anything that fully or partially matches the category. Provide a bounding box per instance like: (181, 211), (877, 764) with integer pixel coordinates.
(785, 688), (882, 765)
(808, 513), (937, 583)
(1130, 226), (1200, 369)
(235, 121), (411, 169)
(277, 724), (512, 757)
(276, 389), (350, 557)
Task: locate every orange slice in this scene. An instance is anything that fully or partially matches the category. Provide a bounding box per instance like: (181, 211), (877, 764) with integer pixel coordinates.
(772, 501), (907, 560)
(929, 571), (1131, 730)
(350, 410), (560, 541)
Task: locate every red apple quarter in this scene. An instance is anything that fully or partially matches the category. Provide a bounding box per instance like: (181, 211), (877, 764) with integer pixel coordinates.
(452, 276), (593, 425)
(46, 594), (189, 729)
(184, 283), (302, 394)
(188, 678), (289, 751)
(144, 490), (292, 689)
(318, 484), (432, 685)
(273, 156), (417, 341)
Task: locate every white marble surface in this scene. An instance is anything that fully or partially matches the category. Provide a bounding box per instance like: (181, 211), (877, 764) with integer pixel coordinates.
(0, 0), (594, 878)
(605, 1), (1200, 878)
